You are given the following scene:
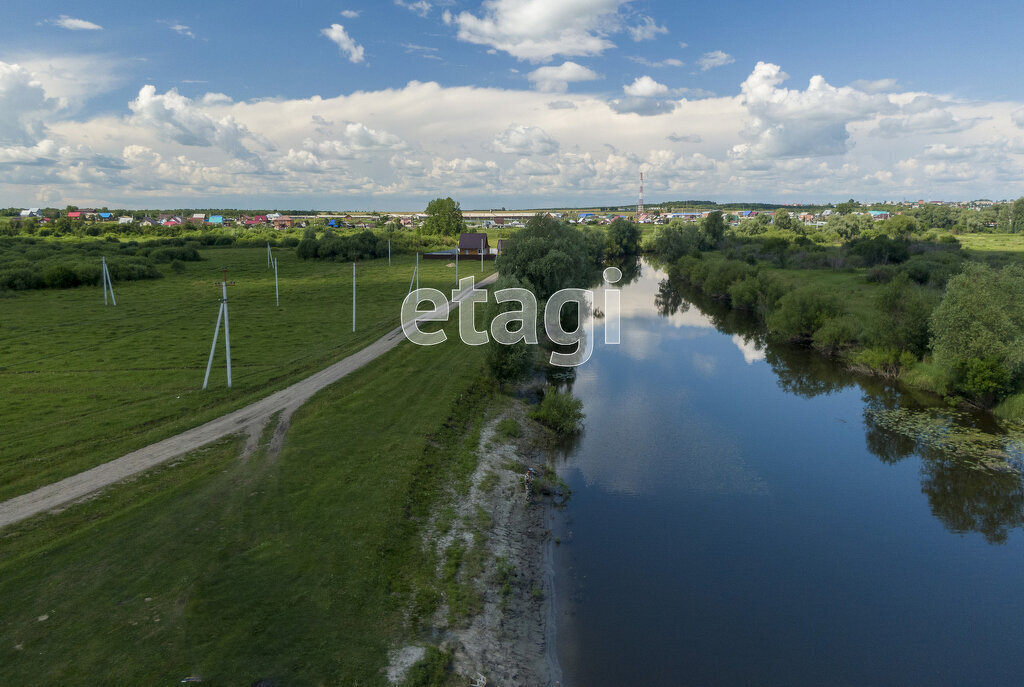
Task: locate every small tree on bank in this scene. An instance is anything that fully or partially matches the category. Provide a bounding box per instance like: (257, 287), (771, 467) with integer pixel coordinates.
(419, 197), (465, 236)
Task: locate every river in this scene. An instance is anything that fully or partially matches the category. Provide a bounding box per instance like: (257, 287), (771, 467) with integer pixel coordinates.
(551, 259), (1024, 686)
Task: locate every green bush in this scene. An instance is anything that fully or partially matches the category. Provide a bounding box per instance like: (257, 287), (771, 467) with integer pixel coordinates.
(402, 646), (454, 687)
(529, 388), (584, 435)
(42, 264), (78, 289)
(702, 259), (753, 297)
(766, 286), (843, 342)
(812, 315), (860, 354)
(728, 273), (784, 317)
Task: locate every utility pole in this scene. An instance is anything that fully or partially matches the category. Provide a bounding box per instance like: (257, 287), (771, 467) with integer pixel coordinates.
(203, 268), (234, 389)
(352, 261), (356, 332)
(388, 238), (391, 266)
(267, 242), (271, 269)
(480, 236), (484, 271)
(101, 256), (116, 306)
(455, 242), (459, 287)
(274, 257), (279, 308)
(416, 252), (419, 291)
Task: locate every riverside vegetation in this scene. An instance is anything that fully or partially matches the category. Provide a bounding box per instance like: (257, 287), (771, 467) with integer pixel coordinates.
(648, 210), (1024, 422)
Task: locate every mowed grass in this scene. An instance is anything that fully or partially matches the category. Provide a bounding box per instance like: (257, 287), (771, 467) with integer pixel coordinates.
(0, 313), (491, 685)
(0, 246), (495, 501)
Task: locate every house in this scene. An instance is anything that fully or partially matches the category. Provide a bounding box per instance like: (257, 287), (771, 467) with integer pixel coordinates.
(140, 216), (158, 226)
(118, 216), (133, 224)
(98, 212), (113, 220)
(496, 238), (507, 255)
(869, 211), (891, 221)
(273, 215), (294, 229)
(190, 213), (206, 224)
(208, 215), (224, 225)
(20, 208), (42, 217)
(458, 232), (490, 256)
(67, 211), (82, 219)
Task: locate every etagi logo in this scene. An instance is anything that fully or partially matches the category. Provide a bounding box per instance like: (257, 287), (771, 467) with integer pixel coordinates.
(400, 267), (623, 367)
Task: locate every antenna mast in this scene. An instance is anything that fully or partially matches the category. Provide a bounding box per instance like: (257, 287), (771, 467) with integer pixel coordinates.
(637, 171), (644, 216)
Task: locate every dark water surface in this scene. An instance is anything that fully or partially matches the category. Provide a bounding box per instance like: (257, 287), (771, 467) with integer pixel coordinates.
(553, 261), (1024, 686)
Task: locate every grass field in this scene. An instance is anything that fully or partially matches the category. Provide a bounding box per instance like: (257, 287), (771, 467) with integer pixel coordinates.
(954, 233), (1024, 257)
(0, 246), (496, 502)
(0, 311), (492, 685)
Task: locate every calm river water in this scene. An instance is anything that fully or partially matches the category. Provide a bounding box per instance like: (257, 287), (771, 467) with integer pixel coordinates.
(552, 260), (1024, 686)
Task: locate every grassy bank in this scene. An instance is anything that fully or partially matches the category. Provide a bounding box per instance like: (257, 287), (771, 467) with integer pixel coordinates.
(0, 311), (492, 685)
(0, 246), (495, 501)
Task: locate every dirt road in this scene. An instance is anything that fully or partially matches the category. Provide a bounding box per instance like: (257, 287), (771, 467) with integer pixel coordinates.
(0, 273), (498, 530)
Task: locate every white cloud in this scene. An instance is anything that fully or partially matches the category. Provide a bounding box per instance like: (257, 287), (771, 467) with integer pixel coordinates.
(50, 15), (103, 31)
(624, 75), (668, 97)
(340, 9), (361, 18)
(0, 62), (56, 145)
(627, 56), (683, 68)
(395, 0), (432, 17)
(446, 0), (628, 62)
(321, 24), (365, 63)
(128, 85), (258, 160)
(628, 16), (667, 42)
(169, 24), (196, 39)
(732, 61), (894, 160)
(547, 100), (577, 110)
(10, 55), (126, 111)
(698, 50), (734, 71)
(873, 109), (980, 138)
(527, 61), (599, 93)
(608, 97), (677, 116)
(1013, 108), (1024, 128)
(492, 123), (559, 155)
(849, 78), (900, 93)
(667, 132), (701, 143)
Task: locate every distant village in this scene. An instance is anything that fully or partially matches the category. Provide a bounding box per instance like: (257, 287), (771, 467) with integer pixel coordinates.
(3, 197), (1006, 231)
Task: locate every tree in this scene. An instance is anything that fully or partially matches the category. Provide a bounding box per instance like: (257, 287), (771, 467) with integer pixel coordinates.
(420, 197), (465, 236)
(605, 218), (641, 257)
(653, 223), (700, 261)
(1011, 197), (1024, 233)
(836, 199), (857, 215)
(698, 210), (726, 248)
(497, 214), (603, 300)
(773, 208), (794, 232)
(866, 273), (938, 358)
(930, 262), (1024, 403)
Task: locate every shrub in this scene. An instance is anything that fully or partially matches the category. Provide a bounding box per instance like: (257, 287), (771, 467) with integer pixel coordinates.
(42, 264), (78, 289)
(702, 259), (753, 297)
(766, 286), (844, 342)
(812, 315), (860, 354)
(529, 388), (584, 435)
(728, 272), (784, 318)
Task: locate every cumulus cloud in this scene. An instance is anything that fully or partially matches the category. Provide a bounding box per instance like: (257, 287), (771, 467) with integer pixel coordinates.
(49, 15), (103, 30)
(340, 9), (361, 18)
(0, 62), (56, 145)
(128, 85), (259, 160)
(1013, 108), (1024, 128)
(321, 24), (365, 63)
(873, 109), (981, 138)
(628, 16), (667, 41)
(547, 100), (577, 110)
(527, 61), (599, 93)
(732, 61), (894, 160)
(698, 50), (734, 71)
(445, 0), (628, 62)
(491, 123), (559, 155)
(624, 75), (668, 97)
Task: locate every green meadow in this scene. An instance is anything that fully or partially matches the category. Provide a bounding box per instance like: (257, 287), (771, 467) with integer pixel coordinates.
(0, 311), (492, 685)
(0, 245), (496, 501)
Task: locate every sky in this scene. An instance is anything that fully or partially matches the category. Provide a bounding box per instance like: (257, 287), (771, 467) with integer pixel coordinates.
(2, 0), (1024, 210)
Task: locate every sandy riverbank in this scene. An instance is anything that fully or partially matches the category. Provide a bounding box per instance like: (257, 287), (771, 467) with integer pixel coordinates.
(388, 401), (564, 685)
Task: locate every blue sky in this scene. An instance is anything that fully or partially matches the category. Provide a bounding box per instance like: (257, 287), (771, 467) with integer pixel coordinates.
(2, 0), (1023, 209)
